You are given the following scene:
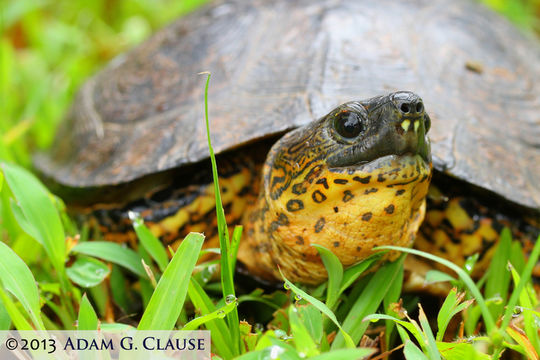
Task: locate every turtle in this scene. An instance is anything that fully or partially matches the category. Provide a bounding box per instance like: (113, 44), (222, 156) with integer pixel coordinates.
(34, 0), (540, 286)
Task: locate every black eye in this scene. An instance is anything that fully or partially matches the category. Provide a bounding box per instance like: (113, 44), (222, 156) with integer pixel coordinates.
(334, 111), (365, 139)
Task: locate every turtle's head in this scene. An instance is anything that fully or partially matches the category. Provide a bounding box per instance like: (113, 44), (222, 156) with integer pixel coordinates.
(326, 91), (431, 167)
(239, 92), (433, 284)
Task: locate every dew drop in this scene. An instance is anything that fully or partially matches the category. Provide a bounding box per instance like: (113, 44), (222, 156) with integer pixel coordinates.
(284, 283), (291, 290)
(217, 310), (226, 319)
(225, 294), (237, 304)
(128, 211), (139, 221)
(270, 345), (284, 359)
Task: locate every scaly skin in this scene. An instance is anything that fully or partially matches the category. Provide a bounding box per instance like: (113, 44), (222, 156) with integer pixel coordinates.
(239, 151), (431, 283)
(238, 92), (432, 283)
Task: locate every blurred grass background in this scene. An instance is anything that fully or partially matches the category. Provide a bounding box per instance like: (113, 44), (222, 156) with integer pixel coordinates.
(1, 0), (539, 168)
(1, 0), (208, 166)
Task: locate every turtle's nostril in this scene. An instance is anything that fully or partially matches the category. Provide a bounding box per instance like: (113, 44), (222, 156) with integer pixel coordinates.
(395, 95), (424, 116)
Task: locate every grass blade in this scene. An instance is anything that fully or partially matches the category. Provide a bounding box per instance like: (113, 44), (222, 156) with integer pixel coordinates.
(404, 340), (429, 360)
(418, 304), (441, 360)
(0, 241), (43, 329)
(188, 278), (234, 359)
(378, 246), (496, 335)
(201, 72), (240, 355)
(138, 232), (204, 330)
(129, 211), (169, 272)
(508, 263), (540, 354)
(0, 287), (34, 330)
(230, 225), (243, 272)
(0, 300), (11, 330)
(499, 234), (540, 332)
(183, 300), (236, 331)
(384, 260), (404, 348)
(1, 163), (66, 285)
(289, 305), (320, 357)
(309, 349), (375, 360)
(280, 269), (355, 348)
(339, 254), (381, 293)
(77, 293), (98, 330)
(484, 228), (511, 309)
(506, 323), (539, 360)
(72, 241), (147, 279)
(66, 257), (110, 288)
(332, 255), (405, 349)
(436, 288), (473, 341)
(312, 244), (343, 311)
(297, 304), (323, 344)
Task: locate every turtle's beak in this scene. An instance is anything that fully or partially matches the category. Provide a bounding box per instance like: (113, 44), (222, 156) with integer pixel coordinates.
(389, 91), (431, 162)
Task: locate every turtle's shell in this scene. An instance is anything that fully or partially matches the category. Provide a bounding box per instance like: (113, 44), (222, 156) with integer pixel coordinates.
(35, 0), (540, 209)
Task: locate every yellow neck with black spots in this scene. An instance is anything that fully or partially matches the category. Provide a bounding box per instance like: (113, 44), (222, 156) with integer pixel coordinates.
(239, 154), (431, 284)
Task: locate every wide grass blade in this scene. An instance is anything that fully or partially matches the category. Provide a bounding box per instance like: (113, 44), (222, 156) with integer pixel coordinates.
(404, 340), (429, 360)
(66, 257), (110, 288)
(312, 244), (343, 310)
(288, 305), (319, 357)
(297, 304), (323, 344)
(1, 163), (66, 285)
(0, 287), (34, 330)
(138, 232), (204, 330)
(484, 228), (511, 309)
(72, 241), (147, 279)
(437, 342), (490, 359)
(0, 300), (11, 330)
(0, 241), (43, 329)
(77, 293), (98, 330)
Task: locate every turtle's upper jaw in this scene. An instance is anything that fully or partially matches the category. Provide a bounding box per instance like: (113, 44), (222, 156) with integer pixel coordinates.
(390, 92), (431, 162)
(327, 91), (432, 168)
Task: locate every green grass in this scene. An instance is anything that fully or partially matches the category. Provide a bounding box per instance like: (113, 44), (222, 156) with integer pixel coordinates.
(1, 0), (540, 359)
(1, 156), (539, 358)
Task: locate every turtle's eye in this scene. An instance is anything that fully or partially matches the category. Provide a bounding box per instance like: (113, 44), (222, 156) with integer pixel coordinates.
(334, 111), (365, 139)
(424, 113), (431, 133)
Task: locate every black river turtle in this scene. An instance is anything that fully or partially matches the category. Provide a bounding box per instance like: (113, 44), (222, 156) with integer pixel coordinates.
(35, 0), (540, 284)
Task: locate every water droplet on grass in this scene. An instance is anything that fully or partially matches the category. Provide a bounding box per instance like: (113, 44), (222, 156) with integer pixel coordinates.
(225, 294), (237, 304)
(284, 283), (290, 290)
